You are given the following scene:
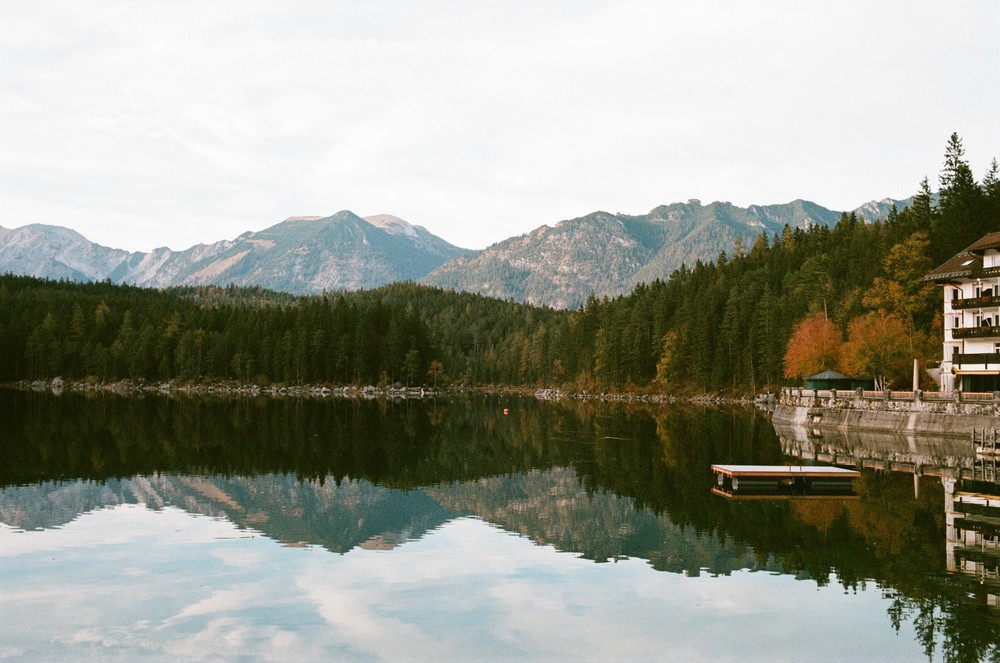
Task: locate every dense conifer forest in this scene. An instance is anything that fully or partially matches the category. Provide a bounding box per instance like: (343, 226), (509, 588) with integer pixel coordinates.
(2, 134), (998, 393)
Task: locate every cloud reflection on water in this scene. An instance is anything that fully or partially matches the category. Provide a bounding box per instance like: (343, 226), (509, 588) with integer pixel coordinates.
(2, 504), (922, 662)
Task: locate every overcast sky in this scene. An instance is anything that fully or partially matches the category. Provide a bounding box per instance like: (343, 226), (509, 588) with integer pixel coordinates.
(1, 1), (997, 252)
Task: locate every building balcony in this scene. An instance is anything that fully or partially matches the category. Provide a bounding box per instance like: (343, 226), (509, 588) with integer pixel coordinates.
(964, 265), (1000, 279)
(952, 294), (1000, 310)
(953, 325), (1000, 340)
(954, 352), (1000, 369)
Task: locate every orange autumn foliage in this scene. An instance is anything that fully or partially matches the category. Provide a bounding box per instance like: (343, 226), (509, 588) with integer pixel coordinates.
(840, 312), (912, 390)
(783, 312), (843, 379)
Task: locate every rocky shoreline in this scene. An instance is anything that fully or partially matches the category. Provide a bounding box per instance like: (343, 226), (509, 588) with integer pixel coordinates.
(532, 387), (763, 407)
(9, 378), (764, 407)
(14, 377), (441, 400)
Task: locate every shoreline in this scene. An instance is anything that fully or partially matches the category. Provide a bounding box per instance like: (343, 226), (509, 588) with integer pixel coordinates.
(5, 378), (760, 407)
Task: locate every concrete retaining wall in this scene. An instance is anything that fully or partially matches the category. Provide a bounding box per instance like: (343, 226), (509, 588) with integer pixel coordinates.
(772, 405), (997, 438)
(775, 387), (999, 438)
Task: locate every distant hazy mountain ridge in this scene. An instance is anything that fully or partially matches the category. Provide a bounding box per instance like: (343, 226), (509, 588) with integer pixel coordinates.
(0, 212), (471, 295)
(0, 224), (133, 283)
(420, 198), (910, 308)
(0, 198), (911, 306)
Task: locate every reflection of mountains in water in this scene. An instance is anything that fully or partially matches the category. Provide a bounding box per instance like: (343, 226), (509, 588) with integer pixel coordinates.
(0, 475), (455, 554)
(0, 468), (765, 576)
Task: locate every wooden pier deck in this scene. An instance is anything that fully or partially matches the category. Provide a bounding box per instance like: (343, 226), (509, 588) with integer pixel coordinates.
(711, 464), (860, 498)
(712, 465), (861, 480)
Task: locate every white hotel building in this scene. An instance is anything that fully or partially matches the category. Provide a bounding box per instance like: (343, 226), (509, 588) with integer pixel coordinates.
(923, 232), (1000, 393)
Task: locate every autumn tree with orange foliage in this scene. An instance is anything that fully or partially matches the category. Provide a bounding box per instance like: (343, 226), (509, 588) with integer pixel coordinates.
(841, 312), (911, 390)
(782, 312), (843, 379)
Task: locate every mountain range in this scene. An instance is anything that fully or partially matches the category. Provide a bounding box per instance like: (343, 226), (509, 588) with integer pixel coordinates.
(0, 197), (910, 308)
(421, 198), (911, 307)
(0, 212), (470, 295)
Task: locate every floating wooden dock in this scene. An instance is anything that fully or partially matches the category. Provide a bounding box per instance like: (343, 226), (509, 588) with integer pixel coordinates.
(711, 464), (860, 498)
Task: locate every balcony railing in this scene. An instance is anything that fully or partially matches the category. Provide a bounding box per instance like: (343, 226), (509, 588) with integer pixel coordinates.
(954, 352), (1000, 366)
(952, 294), (1000, 310)
(964, 265), (1000, 279)
(952, 326), (1000, 340)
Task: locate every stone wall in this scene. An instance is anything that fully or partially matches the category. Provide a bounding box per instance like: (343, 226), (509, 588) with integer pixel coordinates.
(774, 388), (1000, 438)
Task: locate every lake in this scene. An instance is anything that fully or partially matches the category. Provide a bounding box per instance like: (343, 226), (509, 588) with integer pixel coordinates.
(1, 389), (997, 662)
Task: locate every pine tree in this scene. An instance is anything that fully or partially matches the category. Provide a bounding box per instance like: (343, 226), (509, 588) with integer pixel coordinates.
(912, 176), (935, 231)
(934, 132), (986, 258)
(983, 158), (1000, 229)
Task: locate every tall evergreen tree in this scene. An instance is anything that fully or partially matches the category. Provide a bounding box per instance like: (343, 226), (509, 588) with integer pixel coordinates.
(934, 132), (986, 259)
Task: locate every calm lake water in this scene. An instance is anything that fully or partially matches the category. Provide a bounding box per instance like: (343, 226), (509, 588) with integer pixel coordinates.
(1, 389), (998, 662)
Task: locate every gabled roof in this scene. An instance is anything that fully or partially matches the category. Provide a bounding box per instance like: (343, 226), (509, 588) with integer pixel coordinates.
(966, 232), (1000, 253)
(922, 232), (1000, 282)
(922, 252), (982, 282)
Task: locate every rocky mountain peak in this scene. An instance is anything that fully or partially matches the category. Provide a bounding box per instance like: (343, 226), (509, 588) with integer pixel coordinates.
(364, 214), (419, 238)
(0, 212), (468, 295)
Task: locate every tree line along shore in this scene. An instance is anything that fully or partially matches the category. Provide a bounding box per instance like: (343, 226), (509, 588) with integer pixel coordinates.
(2, 135), (997, 398)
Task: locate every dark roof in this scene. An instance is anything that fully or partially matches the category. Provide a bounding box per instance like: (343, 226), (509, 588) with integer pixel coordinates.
(922, 252), (983, 282)
(805, 369), (852, 381)
(966, 232), (1000, 253)
(922, 232), (1000, 282)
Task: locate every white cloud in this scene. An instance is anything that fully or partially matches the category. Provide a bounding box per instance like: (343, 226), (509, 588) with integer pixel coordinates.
(0, 1), (996, 252)
(1, 507), (932, 661)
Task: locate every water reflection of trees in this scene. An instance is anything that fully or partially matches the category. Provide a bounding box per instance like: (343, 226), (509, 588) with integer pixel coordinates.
(4, 389), (1000, 660)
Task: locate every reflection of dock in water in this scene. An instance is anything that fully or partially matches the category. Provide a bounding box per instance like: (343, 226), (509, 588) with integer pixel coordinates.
(975, 428), (1000, 457)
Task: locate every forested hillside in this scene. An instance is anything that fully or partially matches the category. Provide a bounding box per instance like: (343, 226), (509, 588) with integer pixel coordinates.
(2, 134), (997, 394)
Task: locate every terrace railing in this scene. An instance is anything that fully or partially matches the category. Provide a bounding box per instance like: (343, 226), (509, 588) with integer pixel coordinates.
(951, 294), (1000, 310)
(952, 326), (1000, 340)
(955, 352), (1000, 366)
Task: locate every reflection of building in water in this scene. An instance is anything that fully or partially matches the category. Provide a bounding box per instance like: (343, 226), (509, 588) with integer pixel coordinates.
(776, 418), (1000, 610)
(945, 475), (1000, 610)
